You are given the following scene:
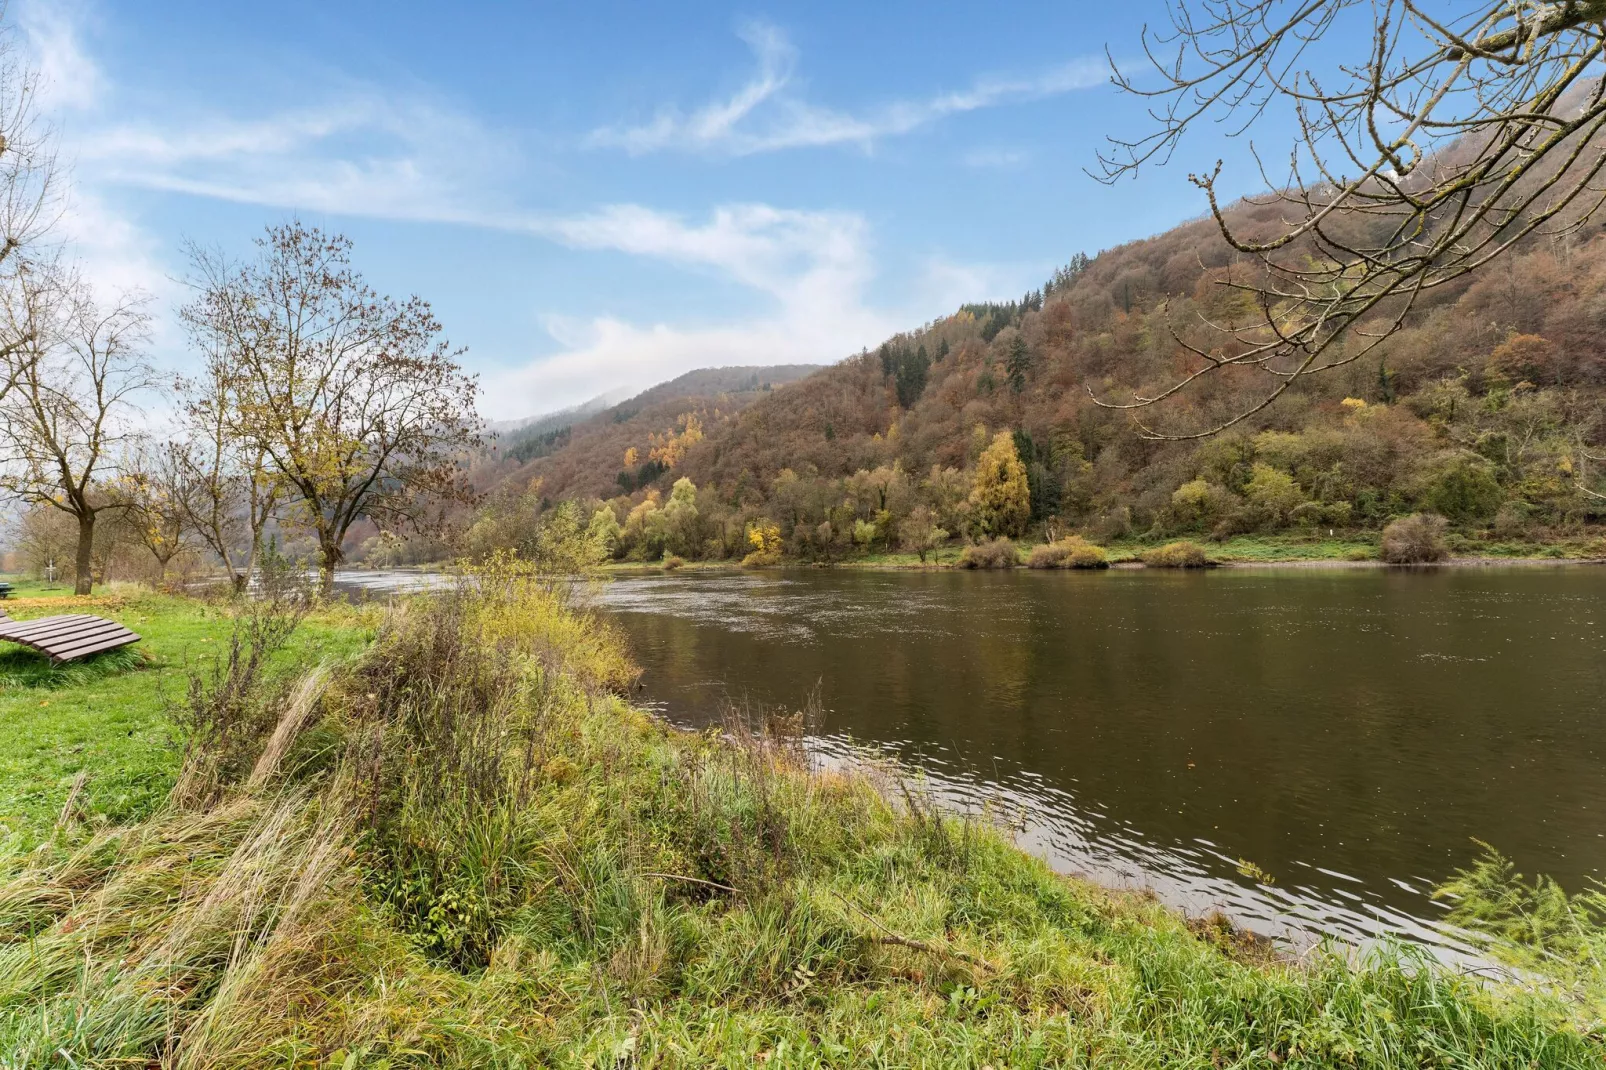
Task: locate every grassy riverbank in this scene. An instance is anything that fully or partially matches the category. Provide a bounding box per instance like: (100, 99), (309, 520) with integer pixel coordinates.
(601, 529), (1606, 573)
(1, 576), (1602, 1066)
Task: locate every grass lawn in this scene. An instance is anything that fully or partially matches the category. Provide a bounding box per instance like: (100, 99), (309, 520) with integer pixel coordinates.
(0, 585), (371, 847)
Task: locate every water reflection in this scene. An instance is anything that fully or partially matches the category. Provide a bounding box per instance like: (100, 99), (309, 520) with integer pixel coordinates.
(590, 567), (1606, 957)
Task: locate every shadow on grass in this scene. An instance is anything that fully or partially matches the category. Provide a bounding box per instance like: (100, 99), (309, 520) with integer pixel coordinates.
(0, 644), (150, 690)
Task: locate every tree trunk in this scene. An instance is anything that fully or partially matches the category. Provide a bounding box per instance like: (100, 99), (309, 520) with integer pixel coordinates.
(318, 540), (342, 595)
(234, 534), (262, 597)
(74, 512), (95, 595)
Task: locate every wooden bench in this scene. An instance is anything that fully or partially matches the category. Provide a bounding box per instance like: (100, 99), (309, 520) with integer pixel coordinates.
(0, 583), (14, 600)
(0, 610), (141, 663)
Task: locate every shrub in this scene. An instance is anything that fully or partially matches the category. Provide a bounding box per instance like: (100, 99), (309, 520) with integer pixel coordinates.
(1026, 537), (1109, 569)
(1142, 541), (1210, 568)
(1244, 462), (1303, 522)
(1493, 501), (1533, 539)
(1423, 456), (1503, 522)
(1381, 513), (1449, 563)
(1091, 505), (1133, 542)
(742, 520), (783, 566)
(958, 537), (1019, 569)
(1170, 478), (1240, 531)
(663, 554), (685, 571)
(1290, 500), (1354, 528)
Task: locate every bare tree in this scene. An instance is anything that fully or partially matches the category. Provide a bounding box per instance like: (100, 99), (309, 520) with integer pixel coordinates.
(0, 277), (155, 593)
(0, 19), (64, 412)
(173, 308), (280, 593)
(183, 223), (483, 593)
(1096, 1), (1606, 437)
(124, 439), (195, 586)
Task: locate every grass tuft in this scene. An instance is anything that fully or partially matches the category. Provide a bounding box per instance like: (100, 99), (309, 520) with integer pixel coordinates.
(0, 643), (149, 690)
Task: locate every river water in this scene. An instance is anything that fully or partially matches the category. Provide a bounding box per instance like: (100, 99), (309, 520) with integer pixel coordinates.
(336, 565), (1606, 957)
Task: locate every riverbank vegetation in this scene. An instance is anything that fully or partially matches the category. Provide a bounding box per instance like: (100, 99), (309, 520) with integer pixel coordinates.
(0, 575), (1603, 1066)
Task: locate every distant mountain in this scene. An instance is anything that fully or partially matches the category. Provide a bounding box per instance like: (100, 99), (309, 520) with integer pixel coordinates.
(496, 363), (824, 472)
(490, 389), (630, 438)
(616, 365), (823, 410)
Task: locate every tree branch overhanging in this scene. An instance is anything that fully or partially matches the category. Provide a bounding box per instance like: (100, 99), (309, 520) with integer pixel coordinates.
(1092, 1), (1606, 439)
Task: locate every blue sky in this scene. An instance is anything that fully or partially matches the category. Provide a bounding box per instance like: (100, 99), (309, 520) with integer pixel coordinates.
(24, 1), (1318, 420)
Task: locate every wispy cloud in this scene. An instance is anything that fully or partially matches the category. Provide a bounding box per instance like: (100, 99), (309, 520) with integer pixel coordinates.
(18, 0), (102, 110)
(485, 202), (897, 416)
(15, 7), (1039, 419)
(589, 21), (1107, 156)
(77, 94), (521, 227)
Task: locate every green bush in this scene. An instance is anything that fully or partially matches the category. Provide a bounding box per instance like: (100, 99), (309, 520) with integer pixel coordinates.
(958, 537), (1019, 569)
(1290, 500), (1354, 528)
(1424, 456), (1504, 522)
(1142, 541), (1210, 568)
(1381, 513), (1449, 563)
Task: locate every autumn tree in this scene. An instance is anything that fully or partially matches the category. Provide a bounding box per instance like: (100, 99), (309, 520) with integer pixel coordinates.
(173, 297), (283, 593)
(968, 431), (1031, 538)
(184, 223), (482, 592)
(0, 277), (153, 593)
(125, 441), (194, 585)
(587, 504), (623, 558)
(662, 476), (700, 556)
(899, 504), (948, 563)
(0, 24), (65, 404)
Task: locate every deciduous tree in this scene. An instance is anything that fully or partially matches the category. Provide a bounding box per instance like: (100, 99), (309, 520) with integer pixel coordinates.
(0, 277), (153, 593)
(968, 431), (1031, 538)
(184, 224), (482, 592)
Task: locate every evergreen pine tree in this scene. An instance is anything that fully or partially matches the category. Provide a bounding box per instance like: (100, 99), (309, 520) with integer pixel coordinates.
(1005, 335), (1032, 393)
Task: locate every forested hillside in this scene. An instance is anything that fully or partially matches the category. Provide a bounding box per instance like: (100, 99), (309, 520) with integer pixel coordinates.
(497, 202), (1606, 564)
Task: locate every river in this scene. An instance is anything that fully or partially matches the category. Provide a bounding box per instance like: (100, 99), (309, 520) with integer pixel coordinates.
(337, 564), (1606, 957)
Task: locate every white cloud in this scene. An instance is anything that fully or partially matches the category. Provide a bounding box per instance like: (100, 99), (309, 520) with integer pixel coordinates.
(482, 202), (897, 418)
(17, 0), (102, 111)
(78, 93), (520, 227)
(589, 22), (1107, 156)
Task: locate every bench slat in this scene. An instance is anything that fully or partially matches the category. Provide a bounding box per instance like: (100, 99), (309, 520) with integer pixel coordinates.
(47, 631), (141, 662)
(41, 625), (139, 658)
(0, 619), (124, 645)
(0, 615), (102, 640)
(0, 612), (141, 662)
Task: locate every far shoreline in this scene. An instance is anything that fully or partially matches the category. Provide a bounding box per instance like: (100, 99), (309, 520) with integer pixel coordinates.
(591, 552), (1606, 576)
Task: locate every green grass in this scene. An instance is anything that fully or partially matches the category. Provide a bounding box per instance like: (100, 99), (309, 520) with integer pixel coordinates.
(1182, 534), (1378, 562)
(0, 575), (1600, 1066)
(0, 591), (372, 848)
